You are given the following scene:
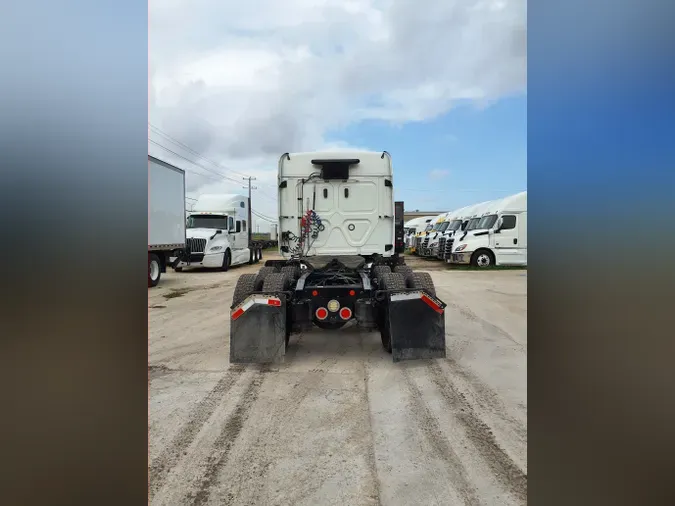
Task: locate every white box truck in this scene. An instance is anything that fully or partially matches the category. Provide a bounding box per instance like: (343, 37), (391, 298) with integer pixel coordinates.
(148, 155), (186, 287)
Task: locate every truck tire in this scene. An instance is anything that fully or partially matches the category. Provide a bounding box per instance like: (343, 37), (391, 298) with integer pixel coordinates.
(394, 265), (413, 281)
(380, 272), (406, 291)
(148, 253), (161, 287)
(262, 272), (291, 293)
(258, 247), (263, 261)
(471, 249), (494, 268)
(174, 267), (183, 272)
(281, 264), (300, 280)
(407, 272), (436, 297)
(372, 265), (391, 281)
(221, 249), (231, 272)
(254, 266), (276, 290)
(232, 273), (257, 306)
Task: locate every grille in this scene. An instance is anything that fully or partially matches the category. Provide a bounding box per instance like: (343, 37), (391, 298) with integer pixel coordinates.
(189, 253), (205, 263)
(443, 237), (455, 259)
(187, 238), (206, 253)
(438, 237), (446, 258)
(415, 237), (422, 250)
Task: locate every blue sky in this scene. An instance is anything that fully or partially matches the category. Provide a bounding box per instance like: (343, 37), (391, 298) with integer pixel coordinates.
(326, 95), (526, 212)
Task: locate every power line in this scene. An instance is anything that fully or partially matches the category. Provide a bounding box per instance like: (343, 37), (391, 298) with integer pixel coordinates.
(149, 139), (279, 206)
(148, 123), (251, 180)
(252, 209), (277, 223)
(149, 140), (243, 184)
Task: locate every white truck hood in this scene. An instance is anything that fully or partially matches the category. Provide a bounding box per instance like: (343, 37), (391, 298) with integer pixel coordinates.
(186, 228), (224, 240)
(453, 229), (490, 251)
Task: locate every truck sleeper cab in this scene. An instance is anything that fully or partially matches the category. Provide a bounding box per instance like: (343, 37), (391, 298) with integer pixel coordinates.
(175, 194), (264, 271)
(229, 151), (447, 363)
(451, 191), (527, 268)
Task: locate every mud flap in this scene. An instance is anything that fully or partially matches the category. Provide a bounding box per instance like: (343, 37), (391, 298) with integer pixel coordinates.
(230, 294), (287, 364)
(388, 291), (446, 362)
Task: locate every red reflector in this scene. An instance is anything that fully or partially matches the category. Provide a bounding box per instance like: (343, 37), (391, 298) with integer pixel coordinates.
(312, 290), (318, 296)
(267, 298), (281, 306)
(421, 294), (444, 314)
(349, 290), (355, 296)
(339, 307), (352, 320)
(315, 307), (328, 320)
(231, 308), (244, 320)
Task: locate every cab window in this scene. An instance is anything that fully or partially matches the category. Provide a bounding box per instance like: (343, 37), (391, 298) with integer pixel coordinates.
(501, 215), (517, 230)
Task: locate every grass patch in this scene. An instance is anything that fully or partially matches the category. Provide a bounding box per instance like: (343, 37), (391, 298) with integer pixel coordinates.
(444, 264), (527, 271)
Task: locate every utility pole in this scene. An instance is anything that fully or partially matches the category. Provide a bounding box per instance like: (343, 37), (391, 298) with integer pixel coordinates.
(243, 177), (257, 244)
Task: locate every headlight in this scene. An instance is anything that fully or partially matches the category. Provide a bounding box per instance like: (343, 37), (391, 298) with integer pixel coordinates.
(456, 244), (467, 252)
(209, 246), (223, 252)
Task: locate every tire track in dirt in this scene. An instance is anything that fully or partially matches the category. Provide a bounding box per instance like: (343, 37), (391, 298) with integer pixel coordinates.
(428, 362), (527, 504)
(233, 343), (352, 505)
(402, 368), (482, 506)
(444, 301), (526, 350)
(149, 366), (247, 498)
(360, 348), (382, 506)
(443, 358), (527, 444)
(187, 371), (266, 506)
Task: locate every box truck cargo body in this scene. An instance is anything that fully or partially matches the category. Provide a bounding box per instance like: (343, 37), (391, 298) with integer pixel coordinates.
(148, 155), (186, 287)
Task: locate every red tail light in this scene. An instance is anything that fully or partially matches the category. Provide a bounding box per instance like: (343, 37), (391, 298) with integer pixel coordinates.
(315, 307), (328, 320)
(339, 307), (352, 320)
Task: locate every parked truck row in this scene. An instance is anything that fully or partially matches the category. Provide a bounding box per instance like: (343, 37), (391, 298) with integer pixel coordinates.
(404, 191), (527, 268)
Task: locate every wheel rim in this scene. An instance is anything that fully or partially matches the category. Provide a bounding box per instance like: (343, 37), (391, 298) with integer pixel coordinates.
(477, 253), (491, 267)
(149, 260), (160, 280)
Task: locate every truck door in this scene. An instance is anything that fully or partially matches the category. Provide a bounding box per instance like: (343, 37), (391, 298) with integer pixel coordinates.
(233, 219), (248, 250)
(494, 213), (526, 265)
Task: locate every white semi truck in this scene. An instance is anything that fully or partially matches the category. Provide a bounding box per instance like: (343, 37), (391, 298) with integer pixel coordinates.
(174, 194), (265, 271)
(229, 151), (447, 363)
(451, 191), (527, 267)
(148, 155), (186, 287)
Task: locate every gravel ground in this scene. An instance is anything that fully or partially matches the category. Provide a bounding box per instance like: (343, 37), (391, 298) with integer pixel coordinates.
(149, 254), (527, 506)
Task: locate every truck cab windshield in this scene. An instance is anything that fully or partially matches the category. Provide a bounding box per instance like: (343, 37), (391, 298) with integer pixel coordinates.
(448, 220), (462, 231)
(465, 218), (481, 231)
(439, 222), (450, 232)
(477, 214), (498, 230)
(187, 214), (229, 230)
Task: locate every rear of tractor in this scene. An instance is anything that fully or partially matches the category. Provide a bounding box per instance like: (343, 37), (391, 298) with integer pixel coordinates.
(229, 258), (446, 363)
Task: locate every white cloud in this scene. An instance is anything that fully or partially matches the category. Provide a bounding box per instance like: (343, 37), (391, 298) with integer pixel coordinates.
(428, 169), (450, 180)
(150, 0), (526, 203)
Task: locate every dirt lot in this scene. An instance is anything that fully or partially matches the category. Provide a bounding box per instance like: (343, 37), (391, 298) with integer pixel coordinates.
(149, 254), (527, 506)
